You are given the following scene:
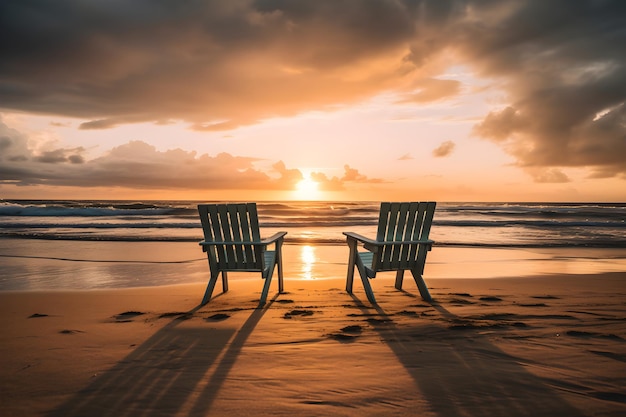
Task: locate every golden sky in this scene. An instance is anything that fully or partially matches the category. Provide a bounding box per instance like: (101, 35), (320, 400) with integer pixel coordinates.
(0, 1), (625, 201)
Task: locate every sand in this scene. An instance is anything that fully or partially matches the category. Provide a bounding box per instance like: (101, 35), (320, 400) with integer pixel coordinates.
(1, 271), (625, 417)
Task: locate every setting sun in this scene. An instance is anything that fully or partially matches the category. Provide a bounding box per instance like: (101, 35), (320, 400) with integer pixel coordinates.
(295, 175), (320, 200)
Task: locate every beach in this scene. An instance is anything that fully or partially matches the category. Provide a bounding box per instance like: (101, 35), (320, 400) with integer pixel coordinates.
(1, 240), (625, 416)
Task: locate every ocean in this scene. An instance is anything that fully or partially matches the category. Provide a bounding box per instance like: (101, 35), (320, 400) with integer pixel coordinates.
(1, 200), (625, 291)
(0, 200), (624, 248)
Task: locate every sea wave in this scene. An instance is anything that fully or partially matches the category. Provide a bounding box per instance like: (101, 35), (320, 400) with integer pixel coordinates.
(1, 231), (625, 248)
(1, 200), (625, 248)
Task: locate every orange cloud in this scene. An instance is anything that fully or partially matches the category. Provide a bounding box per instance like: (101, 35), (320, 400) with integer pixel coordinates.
(310, 165), (385, 192)
(0, 119), (384, 192)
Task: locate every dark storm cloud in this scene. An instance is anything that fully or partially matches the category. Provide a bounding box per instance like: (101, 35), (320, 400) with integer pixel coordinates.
(463, 0), (626, 179)
(1, 0), (625, 179)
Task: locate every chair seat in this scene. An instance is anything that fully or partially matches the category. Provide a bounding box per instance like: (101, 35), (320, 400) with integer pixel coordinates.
(217, 250), (276, 276)
(260, 250), (276, 277)
(358, 251), (376, 278)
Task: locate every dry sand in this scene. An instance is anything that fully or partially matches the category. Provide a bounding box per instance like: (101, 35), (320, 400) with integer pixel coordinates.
(1, 271), (625, 417)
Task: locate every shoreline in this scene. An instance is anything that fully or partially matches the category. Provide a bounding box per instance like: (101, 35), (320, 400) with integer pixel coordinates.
(1, 238), (625, 291)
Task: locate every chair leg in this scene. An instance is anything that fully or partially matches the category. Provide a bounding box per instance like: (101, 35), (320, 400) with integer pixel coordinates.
(360, 273), (377, 304)
(222, 271), (229, 293)
(201, 270), (221, 305)
(259, 271), (273, 306)
(354, 255), (377, 304)
(259, 255), (278, 305)
(277, 246), (284, 294)
(346, 240), (357, 293)
(411, 270), (432, 301)
(395, 270), (405, 290)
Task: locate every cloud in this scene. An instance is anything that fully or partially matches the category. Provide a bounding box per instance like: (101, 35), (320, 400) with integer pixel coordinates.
(396, 78), (461, 103)
(432, 140), (455, 157)
(79, 119), (121, 130)
(34, 148), (85, 164)
(0, 118), (383, 191)
(311, 165), (384, 191)
(0, 0), (624, 179)
(272, 160), (303, 189)
(398, 153), (413, 161)
(0, 0), (423, 130)
(0, 118), (266, 189)
(463, 1), (626, 178)
(526, 168), (571, 184)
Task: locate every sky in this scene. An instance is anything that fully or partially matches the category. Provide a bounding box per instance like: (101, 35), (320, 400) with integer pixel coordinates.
(0, 0), (625, 202)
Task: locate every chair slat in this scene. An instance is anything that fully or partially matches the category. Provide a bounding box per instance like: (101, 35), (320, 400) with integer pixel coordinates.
(207, 205), (223, 242)
(379, 203), (397, 269)
(390, 203), (409, 266)
(376, 202), (390, 241)
(398, 203), (417, 266)
(198, 205), (212, 241)
(386, 203), (400, 241)
(248, 203), (261, 241)
(237, 204), (256, 267)
(228, 205), (245, 267)
(215, 205), (234, 269)
(395, 203), (409, 241)
(420, 202), (436, 239)
(405, 202), (419, 240)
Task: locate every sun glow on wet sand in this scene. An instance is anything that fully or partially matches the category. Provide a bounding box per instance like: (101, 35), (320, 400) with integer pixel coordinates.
(299, 245), (316, 280)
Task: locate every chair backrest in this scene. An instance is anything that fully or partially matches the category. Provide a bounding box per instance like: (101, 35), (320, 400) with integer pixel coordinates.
(198, 203), (263, 270)
(373, 202), (436, 271)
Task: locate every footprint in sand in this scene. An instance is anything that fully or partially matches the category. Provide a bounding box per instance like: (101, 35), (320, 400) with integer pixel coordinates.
(397, 310), (419, 317)
(206, 313), (230, 321)
(113, 311), (146, 322)
(479, 296), (503, 302)
(59, 329), (85, 334)
(366, 317), (393, 325)
(449, 298), (476, 305)
(283, 309), (314, 319)
(329, 325), (363, 342)
(341, 325), (363, 334)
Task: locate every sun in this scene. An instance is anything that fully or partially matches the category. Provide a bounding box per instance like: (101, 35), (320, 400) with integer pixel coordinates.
(295, 175), (320, 199)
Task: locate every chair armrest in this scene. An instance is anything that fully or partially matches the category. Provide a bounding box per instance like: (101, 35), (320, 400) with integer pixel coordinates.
(260, 231), (287, 244)
(343, 232), (435, 247)
(199, 231), (287, 247)
(343, 231), (378, 246)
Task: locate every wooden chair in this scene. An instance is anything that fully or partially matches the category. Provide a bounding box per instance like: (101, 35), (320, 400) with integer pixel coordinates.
(197, 203), (287, 305)
(344, 202), (436, 304)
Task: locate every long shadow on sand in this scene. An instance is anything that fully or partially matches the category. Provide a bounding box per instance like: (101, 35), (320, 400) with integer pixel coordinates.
(350, 291), (585, 417)
(47, 297), (275, 417)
